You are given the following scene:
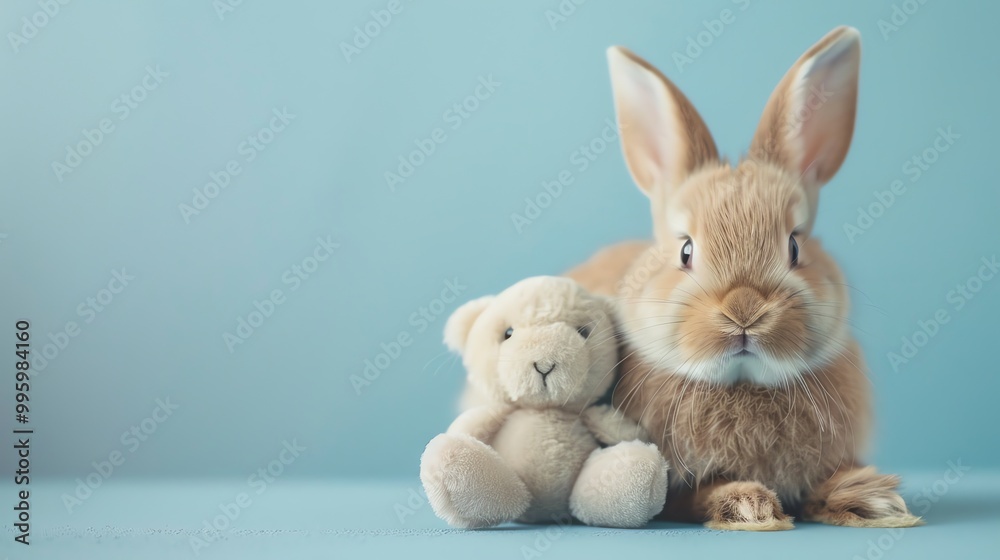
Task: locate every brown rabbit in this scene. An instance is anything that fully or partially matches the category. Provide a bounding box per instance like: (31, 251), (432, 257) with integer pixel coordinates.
(567, 27), (922, 531)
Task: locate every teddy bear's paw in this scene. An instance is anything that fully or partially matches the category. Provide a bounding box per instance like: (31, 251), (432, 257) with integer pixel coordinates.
(802, 466), (923, 528)
(419, 434), (530, 528)
(570, 441), (669, 528)
(704, 481), (794, 531)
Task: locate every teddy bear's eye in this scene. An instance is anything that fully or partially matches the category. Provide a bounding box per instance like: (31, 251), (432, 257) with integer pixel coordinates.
(503, 327), (513, 340)
(577, 326), (591, 339)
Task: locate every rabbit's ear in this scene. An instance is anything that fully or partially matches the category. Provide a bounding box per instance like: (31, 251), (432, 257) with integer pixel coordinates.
(443, 296), (494, 354)
(750, 26), (861, 189)
(607, 46), (719, 198)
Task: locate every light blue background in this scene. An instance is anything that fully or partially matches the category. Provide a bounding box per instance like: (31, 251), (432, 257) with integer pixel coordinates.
(2, 0), (998, 483)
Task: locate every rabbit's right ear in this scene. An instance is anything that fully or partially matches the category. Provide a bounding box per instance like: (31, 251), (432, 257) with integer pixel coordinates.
(443, 296), (495, 354)
(607, 46), (719, 199)
(750, 26), (861, 190)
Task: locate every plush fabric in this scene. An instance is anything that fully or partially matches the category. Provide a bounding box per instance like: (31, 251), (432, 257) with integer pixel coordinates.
(420, 276), (668, 528)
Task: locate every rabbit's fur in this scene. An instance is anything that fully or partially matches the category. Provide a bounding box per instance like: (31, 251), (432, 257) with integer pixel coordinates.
(567, 27), (921, 530)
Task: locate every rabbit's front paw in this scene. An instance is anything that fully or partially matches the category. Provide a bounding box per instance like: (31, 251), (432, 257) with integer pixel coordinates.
(704, 481), (794, 531)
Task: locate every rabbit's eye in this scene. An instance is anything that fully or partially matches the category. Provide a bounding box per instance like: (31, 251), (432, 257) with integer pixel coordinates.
(680, 239), (693, 268)
(577, 326), (591, 339)
(789, 235), (799, 267)
(503, 327), (513, 340)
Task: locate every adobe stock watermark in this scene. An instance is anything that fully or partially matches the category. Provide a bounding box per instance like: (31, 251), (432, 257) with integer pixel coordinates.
(223, 235), (339, 353)
(544, 0), (589, 31)
(887, 255), (997, 372)
(189, 439), (306, 555)
(877, 0), (932, 42)
(519, 512), (575, 559)
(617, 245), (670, 298)
(783, 82), (835, 139)
(7, 0), (73, 54)
(340, 0), (411, 64)
(51, 65), (168, 183)
(179, 107), (296, 224)
(518, 443), (652, 558)
(510, 118), (619, 234)
(844, 126), (959, 244)
(213, 0), (245, 21)
(394, 486), (429, 524)
(350, 277), (467, 395)
(30, 268), (136, 374)
(672, 0), (751, 73)
(853, 459), (969, 560)
(912, 459), (970, 514)
(384, 75), (501, 192)
(61, 397), (179, 513)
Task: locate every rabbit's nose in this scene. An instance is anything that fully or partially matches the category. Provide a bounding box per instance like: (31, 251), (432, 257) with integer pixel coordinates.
(721, 286), (767, 328)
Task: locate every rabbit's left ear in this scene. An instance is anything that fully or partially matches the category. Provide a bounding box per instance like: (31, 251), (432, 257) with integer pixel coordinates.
(607, 46), (719, 199)
(750, 26), (861, 189)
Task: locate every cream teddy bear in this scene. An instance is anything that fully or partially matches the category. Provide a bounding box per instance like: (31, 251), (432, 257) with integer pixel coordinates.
(419, 276), (668, 528)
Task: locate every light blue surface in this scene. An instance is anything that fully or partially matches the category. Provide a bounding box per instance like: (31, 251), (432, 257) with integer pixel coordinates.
(3, 472), (998, 559)
(1, 1), (998, 482)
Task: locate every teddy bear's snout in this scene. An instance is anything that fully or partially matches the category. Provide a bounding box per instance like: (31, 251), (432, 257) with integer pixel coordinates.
(532, 361), (556, 384)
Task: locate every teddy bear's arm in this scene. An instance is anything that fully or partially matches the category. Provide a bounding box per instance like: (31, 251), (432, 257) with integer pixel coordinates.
(582, 404), (650, 445)
(445, 404), (513, 445)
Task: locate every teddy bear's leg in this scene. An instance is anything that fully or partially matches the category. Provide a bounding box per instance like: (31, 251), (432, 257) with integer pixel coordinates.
(419, 433), (531, 528)
(569, 441), (668, 528)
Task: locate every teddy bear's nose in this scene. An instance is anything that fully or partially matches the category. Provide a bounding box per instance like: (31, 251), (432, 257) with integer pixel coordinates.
(533, 362), (556, 376)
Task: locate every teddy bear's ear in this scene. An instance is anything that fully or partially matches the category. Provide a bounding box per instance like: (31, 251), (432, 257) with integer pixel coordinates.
(595, 295), (622, 330)
(443, 296), (495, 354)
(601, 296), (621, 317)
